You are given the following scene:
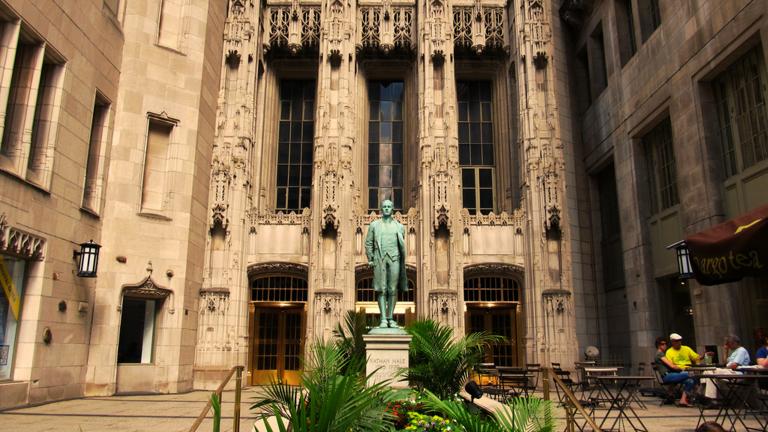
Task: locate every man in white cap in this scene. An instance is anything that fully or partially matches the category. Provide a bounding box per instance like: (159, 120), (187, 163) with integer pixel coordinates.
(665, 333), (702, 370)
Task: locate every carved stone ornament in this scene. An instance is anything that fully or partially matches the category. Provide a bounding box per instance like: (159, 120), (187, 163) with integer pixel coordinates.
(0, 213), (46, 261)
(199, 288), (230, 314)
(453, 4), (506, 55)
(266, 1), (321, 56)
(542, 289), (571, 316)
(462, 208), (526, 229)
(323, 205), (338, 232)
(463, 262), (524, 278)
(225, 49), (241, 68)
(314, 290), (342, 317)
(254, 208), (311, 227)
(357, 208), (418, 228)
(428, 291), (457, 324)
(247, 262), (308, 279)
(122, 276), (172, 300)
(358, 3), (414, 56)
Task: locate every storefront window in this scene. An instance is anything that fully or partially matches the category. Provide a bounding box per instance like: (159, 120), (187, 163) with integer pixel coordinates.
(0, 256), (26, 380)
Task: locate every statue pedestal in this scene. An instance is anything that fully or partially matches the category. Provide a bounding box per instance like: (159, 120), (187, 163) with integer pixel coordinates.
(363, 333), (412, 389)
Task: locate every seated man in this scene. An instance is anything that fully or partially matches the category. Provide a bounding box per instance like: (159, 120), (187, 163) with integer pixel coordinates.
(702, 335), (751, 401)
(724, 335), (750, 370)
(666, 333), (701, 370)
(655, 336), (696, 406)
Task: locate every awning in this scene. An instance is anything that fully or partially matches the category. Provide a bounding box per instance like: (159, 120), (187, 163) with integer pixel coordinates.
(685, 203), (768, 286)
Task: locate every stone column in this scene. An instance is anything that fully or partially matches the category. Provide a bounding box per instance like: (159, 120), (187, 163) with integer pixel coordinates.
(416, 0), (465, 331)
(513, 0), (578, 366)
(195, 0), (260, 387)
(306, 0), (359, 341)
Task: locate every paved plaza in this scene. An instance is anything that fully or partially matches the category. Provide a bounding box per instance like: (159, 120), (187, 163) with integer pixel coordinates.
(0, 387), (744, 432)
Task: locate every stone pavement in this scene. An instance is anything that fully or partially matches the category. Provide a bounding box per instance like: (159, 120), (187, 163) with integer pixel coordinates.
(0, 388), (749, 431)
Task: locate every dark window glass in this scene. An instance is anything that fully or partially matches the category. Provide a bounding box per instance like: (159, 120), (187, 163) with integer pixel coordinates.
(276, 80), (315, 212)
(643, 118), (679, 214)
(714, 46), (768, 177)
(251, 275), (308, 302)
(458, 81), (495, 214)
(368, 81), (404, 211)
(463, 276), (521, 302)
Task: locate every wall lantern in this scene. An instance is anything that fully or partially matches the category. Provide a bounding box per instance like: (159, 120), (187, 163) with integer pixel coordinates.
(73, 240), (101, 277)
(666, 240), (693, 279)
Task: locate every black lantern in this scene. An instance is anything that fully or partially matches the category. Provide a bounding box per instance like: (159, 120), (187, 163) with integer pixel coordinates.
(667, 240), (693, 279)
(73, 240), (101, 277)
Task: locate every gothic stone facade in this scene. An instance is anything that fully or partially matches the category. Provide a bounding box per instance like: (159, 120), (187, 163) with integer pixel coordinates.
(197, 0), (582, 387)
(0, 0), (766, 408)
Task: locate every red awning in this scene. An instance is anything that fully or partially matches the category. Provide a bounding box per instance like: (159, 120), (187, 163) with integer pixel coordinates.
(685, 203), (768, 286)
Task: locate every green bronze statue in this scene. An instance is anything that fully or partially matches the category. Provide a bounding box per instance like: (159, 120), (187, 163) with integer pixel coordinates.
(365, 199), (408, 328)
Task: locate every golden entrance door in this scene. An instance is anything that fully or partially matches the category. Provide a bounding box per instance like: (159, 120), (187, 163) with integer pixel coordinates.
(466, 304), (521, 366)
(249, 305), (305, 385)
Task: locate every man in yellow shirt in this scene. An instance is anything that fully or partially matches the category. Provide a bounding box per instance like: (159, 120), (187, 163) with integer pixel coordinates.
(665, 333), (701, 370)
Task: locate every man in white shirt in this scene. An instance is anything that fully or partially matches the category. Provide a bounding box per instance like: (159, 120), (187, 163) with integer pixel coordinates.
(702, 335), (751, 400)
(724, 335), (750, 369)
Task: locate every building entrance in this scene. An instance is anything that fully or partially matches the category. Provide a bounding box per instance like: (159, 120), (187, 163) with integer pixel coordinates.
(463, 270), (524, 366)
(247, 269), (309, 386)
(249, 305), (305, 385)
(466, 304), (521, 366)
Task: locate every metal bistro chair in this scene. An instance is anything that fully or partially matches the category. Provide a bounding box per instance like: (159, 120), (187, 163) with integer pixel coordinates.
(551, 363), (579, 406)
(497, 366), (531, 399)
(525, 363), (541, 394)
(652, 363), (682, 406)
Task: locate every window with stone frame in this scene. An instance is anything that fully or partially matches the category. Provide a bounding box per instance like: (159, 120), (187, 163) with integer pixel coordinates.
(713, 45), (768, 178)
(367, 81), (404, 211)
(615, 0), (637, 66)
(141, 115), (176, 214)
(276, 80), (315, 212)
(596, 164), (626, 291)
(638, 0), (661, 43)
(0, 21), (65, 190)
(643, 118), (679, 215)
(82, 92), (111, 214)
(157, 0), (186, 51)
(458, 81), (495, 215)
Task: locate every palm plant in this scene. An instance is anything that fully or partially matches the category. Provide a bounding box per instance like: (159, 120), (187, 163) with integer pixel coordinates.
(419, 390), (554, 432)
(405, 319), (504, 399)
(252, 339), (400, 431)
(333, 310), (369, 375)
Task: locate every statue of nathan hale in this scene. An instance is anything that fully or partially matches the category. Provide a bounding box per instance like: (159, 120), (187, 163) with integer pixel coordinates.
(365, 199), (408, 329)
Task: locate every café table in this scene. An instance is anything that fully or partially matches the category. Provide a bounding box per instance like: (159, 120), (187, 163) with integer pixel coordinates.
(696, 373), (767, 432)
(581, 367), (621, 405)
(595, 375), (654, 432)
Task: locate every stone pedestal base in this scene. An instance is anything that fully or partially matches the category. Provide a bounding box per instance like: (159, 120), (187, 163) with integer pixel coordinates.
(363, 333), (412, 389)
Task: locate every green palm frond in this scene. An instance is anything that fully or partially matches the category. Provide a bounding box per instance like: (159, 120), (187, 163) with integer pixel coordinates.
(406, 319), (505, 399)
(251, 338), (396, 432)
(494, 397), (554, 432)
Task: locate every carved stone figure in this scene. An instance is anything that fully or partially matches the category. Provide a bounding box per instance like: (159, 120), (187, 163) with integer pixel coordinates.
(365, 199), (408, 329)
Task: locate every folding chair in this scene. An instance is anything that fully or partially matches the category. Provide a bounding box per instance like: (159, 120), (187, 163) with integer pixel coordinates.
(525, 363), (541, 394)
(652, 363), (682, 406)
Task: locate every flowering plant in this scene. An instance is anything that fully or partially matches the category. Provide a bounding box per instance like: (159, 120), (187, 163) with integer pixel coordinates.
(387, 400), (423, 429)
(403, 411), (457, 431)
